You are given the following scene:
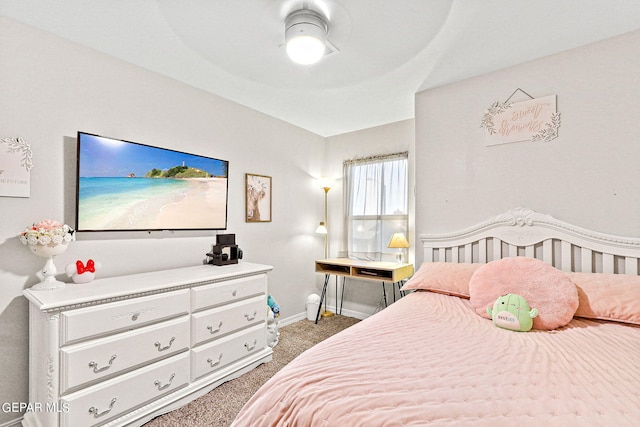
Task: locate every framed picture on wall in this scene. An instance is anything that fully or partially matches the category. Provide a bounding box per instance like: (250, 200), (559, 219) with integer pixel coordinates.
(0, 137), (32, 198)
(245, 173), (272, 222)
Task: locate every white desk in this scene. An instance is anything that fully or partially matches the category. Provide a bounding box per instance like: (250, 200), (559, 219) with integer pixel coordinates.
(314, 259), (414, 323)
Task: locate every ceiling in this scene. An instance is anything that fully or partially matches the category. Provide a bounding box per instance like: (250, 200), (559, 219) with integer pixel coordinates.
(3, 0), (640, 137)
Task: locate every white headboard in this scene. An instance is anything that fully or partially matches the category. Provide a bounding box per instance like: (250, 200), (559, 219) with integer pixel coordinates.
(420, 207), (640, 275)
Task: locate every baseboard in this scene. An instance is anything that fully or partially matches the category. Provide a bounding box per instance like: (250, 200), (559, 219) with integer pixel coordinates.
(335, 307), (371, 320)
(279, 308), (371, 326)
(278, 312), (307, 326)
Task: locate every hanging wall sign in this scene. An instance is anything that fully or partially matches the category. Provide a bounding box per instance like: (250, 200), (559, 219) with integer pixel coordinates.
(0, 137), (32, 197)
(481, 93), (561, 146)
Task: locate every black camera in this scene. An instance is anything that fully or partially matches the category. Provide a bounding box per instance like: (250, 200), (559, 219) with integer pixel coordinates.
(206, 234), (243, 266)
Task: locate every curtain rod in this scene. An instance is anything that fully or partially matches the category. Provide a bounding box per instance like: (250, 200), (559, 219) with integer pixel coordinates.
(343, 151), (408, 166)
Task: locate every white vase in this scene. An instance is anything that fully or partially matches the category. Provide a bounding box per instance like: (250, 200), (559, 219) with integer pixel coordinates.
(28, 242), (70, 290)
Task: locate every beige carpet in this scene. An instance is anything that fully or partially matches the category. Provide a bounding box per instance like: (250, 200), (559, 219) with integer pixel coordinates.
(144, 315), (360, 427)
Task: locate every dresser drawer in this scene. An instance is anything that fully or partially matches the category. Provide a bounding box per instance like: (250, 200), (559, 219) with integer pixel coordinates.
(191, 323), (266, 380)
(60, 352), (189, 427)
(191, 274), (266, 311)
(191, 295), (266, 346)
(60, 316), (189, 394)
(61, 289), (190, 344)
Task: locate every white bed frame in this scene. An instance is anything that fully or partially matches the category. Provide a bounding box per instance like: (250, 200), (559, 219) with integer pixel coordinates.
(420, 207), (640, 275)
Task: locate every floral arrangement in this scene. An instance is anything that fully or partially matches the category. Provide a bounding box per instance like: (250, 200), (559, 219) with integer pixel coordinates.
(19, 219), (75, 246)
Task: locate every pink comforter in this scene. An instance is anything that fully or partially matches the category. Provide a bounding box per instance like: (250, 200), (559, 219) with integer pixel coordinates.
(232, 291), (640, 426)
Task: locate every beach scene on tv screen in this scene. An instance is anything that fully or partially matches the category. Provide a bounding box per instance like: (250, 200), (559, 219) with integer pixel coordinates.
(78, 134), (228, 230)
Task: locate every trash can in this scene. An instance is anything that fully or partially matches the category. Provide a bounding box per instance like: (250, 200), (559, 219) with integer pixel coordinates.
(306, 294), (321, 321)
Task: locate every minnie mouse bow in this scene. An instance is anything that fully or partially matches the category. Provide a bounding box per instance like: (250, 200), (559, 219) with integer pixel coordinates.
(76, 259), (95, 274)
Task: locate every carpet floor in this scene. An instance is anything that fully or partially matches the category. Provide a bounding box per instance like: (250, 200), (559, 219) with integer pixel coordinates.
(143, 315), (360, 427)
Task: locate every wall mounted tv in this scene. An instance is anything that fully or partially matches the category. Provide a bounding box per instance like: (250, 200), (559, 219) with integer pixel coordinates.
(75, 132), (229, 232)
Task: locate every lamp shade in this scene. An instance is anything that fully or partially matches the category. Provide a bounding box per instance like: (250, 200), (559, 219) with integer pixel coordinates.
(315, 222), (328, 234)
(388, 232), (409, 249)
(318, 176), (335, 190)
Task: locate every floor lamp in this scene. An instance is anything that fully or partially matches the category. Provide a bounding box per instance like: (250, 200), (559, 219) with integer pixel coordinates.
(316, 177), (335, 318)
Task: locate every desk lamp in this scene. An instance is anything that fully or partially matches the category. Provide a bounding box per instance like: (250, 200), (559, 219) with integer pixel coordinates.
(388, 233), (409, 263)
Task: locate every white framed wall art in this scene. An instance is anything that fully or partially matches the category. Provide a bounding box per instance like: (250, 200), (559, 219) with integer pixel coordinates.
(0, 137), (32, 198)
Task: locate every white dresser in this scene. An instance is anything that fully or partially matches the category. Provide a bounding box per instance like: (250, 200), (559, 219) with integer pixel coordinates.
(22, 262), (273, 427)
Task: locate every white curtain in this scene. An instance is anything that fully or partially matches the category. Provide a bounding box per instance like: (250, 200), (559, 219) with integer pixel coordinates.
(343, 152), (408, 260)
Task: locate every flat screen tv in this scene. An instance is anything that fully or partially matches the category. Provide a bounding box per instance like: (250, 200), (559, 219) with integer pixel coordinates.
(75, 132), (229, 232)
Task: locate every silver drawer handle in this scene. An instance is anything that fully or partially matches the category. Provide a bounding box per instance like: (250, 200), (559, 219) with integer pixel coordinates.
(88, 397), (117, 418)
(88, 354), (117, 373)
(131, 312), (140, 321)
(154, 373), (175, 391)
(207, 353), (223, 368)
(244, 310), (257, 321)
(244, 339), (258, 351)
(232, 290), (238, 297)
(207, 321), (223, 334)
(154, 336), (176, 352)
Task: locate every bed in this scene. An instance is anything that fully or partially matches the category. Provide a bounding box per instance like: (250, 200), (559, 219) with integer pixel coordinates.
(232, 208), (640, 426)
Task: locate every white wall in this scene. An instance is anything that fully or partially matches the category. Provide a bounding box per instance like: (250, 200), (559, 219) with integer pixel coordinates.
(324, 120), (415, 316)
(414, 29), (640, 265)
(0, 17), (326, 424)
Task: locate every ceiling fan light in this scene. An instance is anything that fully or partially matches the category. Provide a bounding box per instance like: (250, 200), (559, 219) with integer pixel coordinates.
(285, 9), (328, 65)
(286, 35), (326, 64)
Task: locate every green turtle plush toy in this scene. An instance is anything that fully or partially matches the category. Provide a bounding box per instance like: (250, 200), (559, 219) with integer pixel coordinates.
(487, 293), (538, 332)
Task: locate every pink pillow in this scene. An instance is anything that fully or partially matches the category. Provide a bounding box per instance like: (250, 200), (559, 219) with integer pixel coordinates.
(469, 257), (578, 330)
(401, 262), (481, 298)
(567, 272), (640, 325)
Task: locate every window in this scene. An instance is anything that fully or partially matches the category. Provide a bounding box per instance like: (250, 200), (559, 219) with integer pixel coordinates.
(343, 152), (408, 260)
